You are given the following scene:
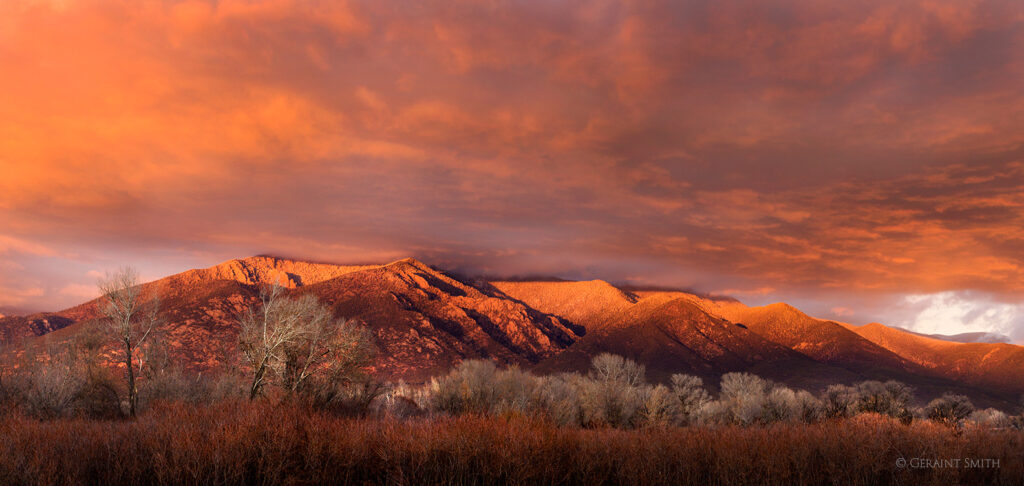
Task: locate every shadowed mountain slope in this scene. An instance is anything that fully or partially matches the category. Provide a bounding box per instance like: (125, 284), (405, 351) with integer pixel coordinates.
(708, 303), (919, 373)
(294, 258), (582, 380)
(533, 296), (863, 390)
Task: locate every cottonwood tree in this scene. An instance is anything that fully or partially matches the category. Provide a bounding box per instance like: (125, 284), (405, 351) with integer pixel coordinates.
(583, 354), (647, 427)
(717, 372), (773, 425)
(854, 380), (914, 419)
(238, 285), (374, 401)
(822, 384), (857, 418)
(926, 393), (974, 428)
(97, 267), (161, 417)
(670, 374), (710, 424)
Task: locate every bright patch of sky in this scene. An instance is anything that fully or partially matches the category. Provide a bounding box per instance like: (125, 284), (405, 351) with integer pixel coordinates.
(900, 291), (1024, 342)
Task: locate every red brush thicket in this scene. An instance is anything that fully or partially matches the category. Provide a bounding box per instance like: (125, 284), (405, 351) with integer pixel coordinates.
(0, 402), (1021, 486)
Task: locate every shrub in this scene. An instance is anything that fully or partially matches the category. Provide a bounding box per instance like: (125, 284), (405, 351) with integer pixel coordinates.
(640, 384), (680, 428)
(794, 390), (824, 423)
(925, 393), (974, 428)
(1, 404), (1022, 485)
(426, 361), (547, 418)
(490, 366), (545, 416)
(534, 373), (586, 426)
(761, 387), (800, 423)
(15, 334), (122, 419)
(139, 370), (245, 408)
(969, 408), (1011, 428)
(373, 386), (424, 419)
(822, 384), (857, 419)
(0, 369), (24, 414)
(317, 379), (387, 416)
(427, 359), (499, 415)
(853, 381), (913, 420)
(22, 360), (84, 419)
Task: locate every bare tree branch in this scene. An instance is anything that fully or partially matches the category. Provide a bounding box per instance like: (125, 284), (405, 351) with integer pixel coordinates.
(97, 266), (161, 417)
(238, 286), (374, 402)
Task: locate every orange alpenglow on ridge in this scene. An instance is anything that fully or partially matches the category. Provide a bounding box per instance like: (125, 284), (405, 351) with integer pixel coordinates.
(2, 256), (1021, 412)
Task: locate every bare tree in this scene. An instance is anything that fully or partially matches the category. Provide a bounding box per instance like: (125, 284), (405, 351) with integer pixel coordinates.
(98, 267), (160, 417)
(822, 384), (857, 419)
(583, 354), (648, 427)
(853, 380), (914, 419)
(238, 285), (374, 401)
(926, 393), (974, 428)
(670, 374), (710, 424)
(239, 285), (296, 400)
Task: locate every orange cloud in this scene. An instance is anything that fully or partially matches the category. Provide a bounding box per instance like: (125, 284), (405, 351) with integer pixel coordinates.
(0, 0), (1022, 322)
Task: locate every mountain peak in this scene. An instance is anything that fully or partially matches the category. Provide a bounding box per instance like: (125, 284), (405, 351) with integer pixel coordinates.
(382, 257), (432, 270)
(763, 302), (807, 318)
(491, 278), (638, 330)
(182, 256), (383, 289)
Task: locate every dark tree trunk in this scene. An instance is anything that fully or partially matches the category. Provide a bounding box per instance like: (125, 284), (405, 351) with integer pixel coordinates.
(250, 363), (267, 400)
(125, 341), (136, 417)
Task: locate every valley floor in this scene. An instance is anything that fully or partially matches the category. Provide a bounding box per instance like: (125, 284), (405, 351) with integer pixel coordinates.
(0, 402), (1021, 486)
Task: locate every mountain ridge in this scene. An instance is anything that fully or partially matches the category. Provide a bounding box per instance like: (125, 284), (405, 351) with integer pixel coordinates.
(2, 255), (1021, 408)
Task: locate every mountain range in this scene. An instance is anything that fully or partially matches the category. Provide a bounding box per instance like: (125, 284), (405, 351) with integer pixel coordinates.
(1, 256), (1021, 409)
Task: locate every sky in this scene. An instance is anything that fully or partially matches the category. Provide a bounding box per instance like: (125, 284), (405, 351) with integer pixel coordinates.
(1, 0), (1023, 341)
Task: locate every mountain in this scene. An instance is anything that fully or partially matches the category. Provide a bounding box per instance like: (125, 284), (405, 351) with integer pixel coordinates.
(0, 314), (76, 344)
(706, 303), (919, 373)
(841, 322), (1024, 398)
(531, 294), (863, 390)
(902, 328), (1012, 344)
(0, 306), (25, 318)
(497, 283), (1020, 406)
(489, 280), (637, 331)
(292, 258), (581, 380)
(2, 256), (1022, 408)
(1, 256), (580, 382)
(172, 255), (382, 288)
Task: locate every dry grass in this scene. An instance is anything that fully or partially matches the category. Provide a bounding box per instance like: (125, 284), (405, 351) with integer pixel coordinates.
(0, 403), (1020, 485)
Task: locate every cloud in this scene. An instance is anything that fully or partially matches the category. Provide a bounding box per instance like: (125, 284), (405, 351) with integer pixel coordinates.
(0, 0), (1020, 341)
(0, 235), (57, 256)
(831, 307), (855, 318)
(714, 287), (777, 297)
(899, 291), (1024, 341)
(0, 285), (45, 307)
(58, 283), (98, 301)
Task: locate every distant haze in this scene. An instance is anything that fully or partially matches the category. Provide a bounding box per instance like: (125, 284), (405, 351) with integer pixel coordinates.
(0, 0), (1022, 342)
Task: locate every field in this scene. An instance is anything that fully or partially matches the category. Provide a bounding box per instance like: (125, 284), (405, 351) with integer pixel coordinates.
(0, 401), (1021, 486)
